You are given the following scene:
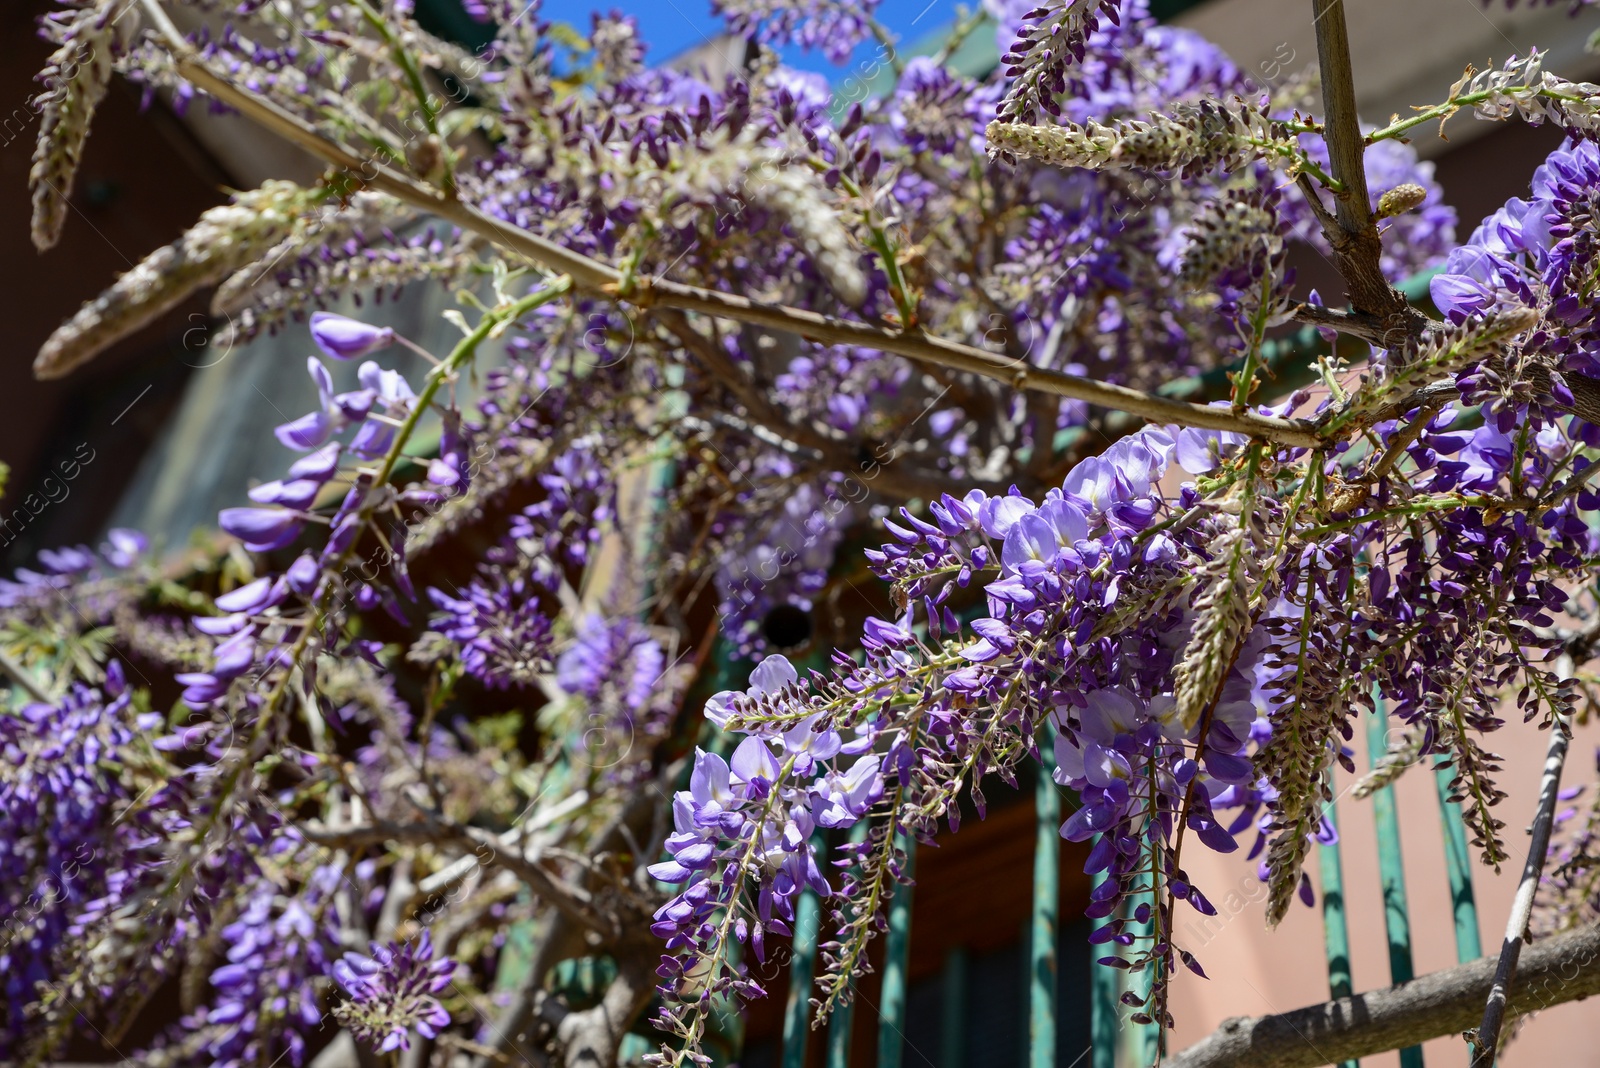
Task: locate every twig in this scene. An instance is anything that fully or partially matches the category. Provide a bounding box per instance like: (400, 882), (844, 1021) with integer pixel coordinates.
(126, 0), (1322, 449)
(1469, 656), (1575, 1066)
(1310, 0), (1373, 238)
(416, 788), (591, 895)
(1366, 401), (1443, 484)
(301, 817), (612, 937)
(0, 648), (50, 703)
(1289, 299), (1394, 346)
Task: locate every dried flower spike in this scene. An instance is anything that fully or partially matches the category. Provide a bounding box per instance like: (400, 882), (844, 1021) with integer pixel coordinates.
(35, 180), (312, 379)
(29, 0), (138, 251)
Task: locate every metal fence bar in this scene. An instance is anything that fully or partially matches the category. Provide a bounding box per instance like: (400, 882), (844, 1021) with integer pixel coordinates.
(877, 837), (916, 1068)
(825, 987), (854, 1068)
(1032, 725), (1061, 1068)
(1128, 888), (1159, 1066)
(1319, 796), (1359, 1068)
(1434, 760), (1484, 963)
(781, 833), (826, 1068)
(1090, 859), (1118, 1068)
(942, 946), (969, 1068)
(825, 822), (870, 1068)
(1367, 697), (1424, 1068)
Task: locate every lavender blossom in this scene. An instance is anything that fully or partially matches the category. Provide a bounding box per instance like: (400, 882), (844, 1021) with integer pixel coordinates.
(333, 931), (456, 1054)
(310, 311), (397, 360)
(712, 0), (882, 62)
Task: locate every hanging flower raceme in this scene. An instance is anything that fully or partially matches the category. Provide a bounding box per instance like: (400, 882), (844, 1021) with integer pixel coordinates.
(995, 0), (1126, 125)
(424, 440), (615, 690)
(194, 864), (345, 1068)
(0, 662), (209, 1057)
(649, 423), (1291, 1037)
(647, 655), (882, 1005)
(556, 611), (673, 767)
(332, 931), (457, 1053)
(24, 3), (1600, 1066)
(711, 0), (882, 62)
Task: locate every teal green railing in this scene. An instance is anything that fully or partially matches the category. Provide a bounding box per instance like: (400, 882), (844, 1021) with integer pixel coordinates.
(1090, 858), (1120, 1068)
(942, 946), (969, 1068)
(781, 833), (828, 1068)
(1436, 760), (1484, 963)
(1319, 796), (1358, 1068)
(1032, 725), (1061, 1068)
(1367, 697), (1424, 1068)
(878, 839), (916, 1068)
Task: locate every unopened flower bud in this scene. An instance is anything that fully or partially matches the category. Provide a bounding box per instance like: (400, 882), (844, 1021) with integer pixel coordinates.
(1376, 183), (1427, 219)
(310, 312), (396, 360)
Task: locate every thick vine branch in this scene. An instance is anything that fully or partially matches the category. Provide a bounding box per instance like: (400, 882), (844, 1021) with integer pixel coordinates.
(1167, 920), (1600, 1068)
(1308, 0), (1425, 338)
(117, 0), (1320, 448)
(1289, 300), (1394, 346)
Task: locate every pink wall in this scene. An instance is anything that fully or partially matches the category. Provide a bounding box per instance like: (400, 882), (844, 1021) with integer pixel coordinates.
(1170, 709), (1600, 1065)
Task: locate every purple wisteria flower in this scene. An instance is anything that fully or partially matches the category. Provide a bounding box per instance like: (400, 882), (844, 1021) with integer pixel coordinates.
(310, 311), (396, 360)
(426, 442), (615, 690)
(0, 665), (178, 1057)
(100, 528), (147, 568)
(197, 866), (343, 1068)
(349, 360), (419, 459)
(712, 0), (881, 62)
(557, 612), (666, 726)
(1432, 139), (1600, 389)
(648, 652), (883, 987)
(332, 931), (456, 1053)
(274, 357), (374, 451)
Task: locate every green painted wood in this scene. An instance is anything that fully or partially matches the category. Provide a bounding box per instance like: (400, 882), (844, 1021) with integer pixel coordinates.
(1032, 726), (1061, 1068)
(877, 837), (916, 1068)
(1128, 889), (1160, 1066)
(824, 989), (855, 1068)
(488, 899), (538, 994)
(704, 937), (747, 1068)
(1367, 697), (1424, 1068)
(942, 946), (969, 1068)
(619, 1034), (653, 1063)
(1318, 798), (1359, 1068)
(781, 834), (827, 1068)
(826, 821), (870, 1068)
(1434, 759), (1484, 963)
(1089, 859), (1118, 1068)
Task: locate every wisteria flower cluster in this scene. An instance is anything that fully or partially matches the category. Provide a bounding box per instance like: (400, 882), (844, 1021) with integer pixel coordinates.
(332, 931), (457, 1053)
(11, 0), (1600, 1065)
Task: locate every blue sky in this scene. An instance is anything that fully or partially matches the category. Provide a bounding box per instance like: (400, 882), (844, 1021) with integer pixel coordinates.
(539, 0), (972, 74)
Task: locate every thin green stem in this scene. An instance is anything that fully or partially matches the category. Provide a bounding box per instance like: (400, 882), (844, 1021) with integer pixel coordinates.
(864, 14), (904, 77)
(351, 0), (440, 134)
(1365, 85), (1586, 144)
(1232, 271), (1277, 411)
